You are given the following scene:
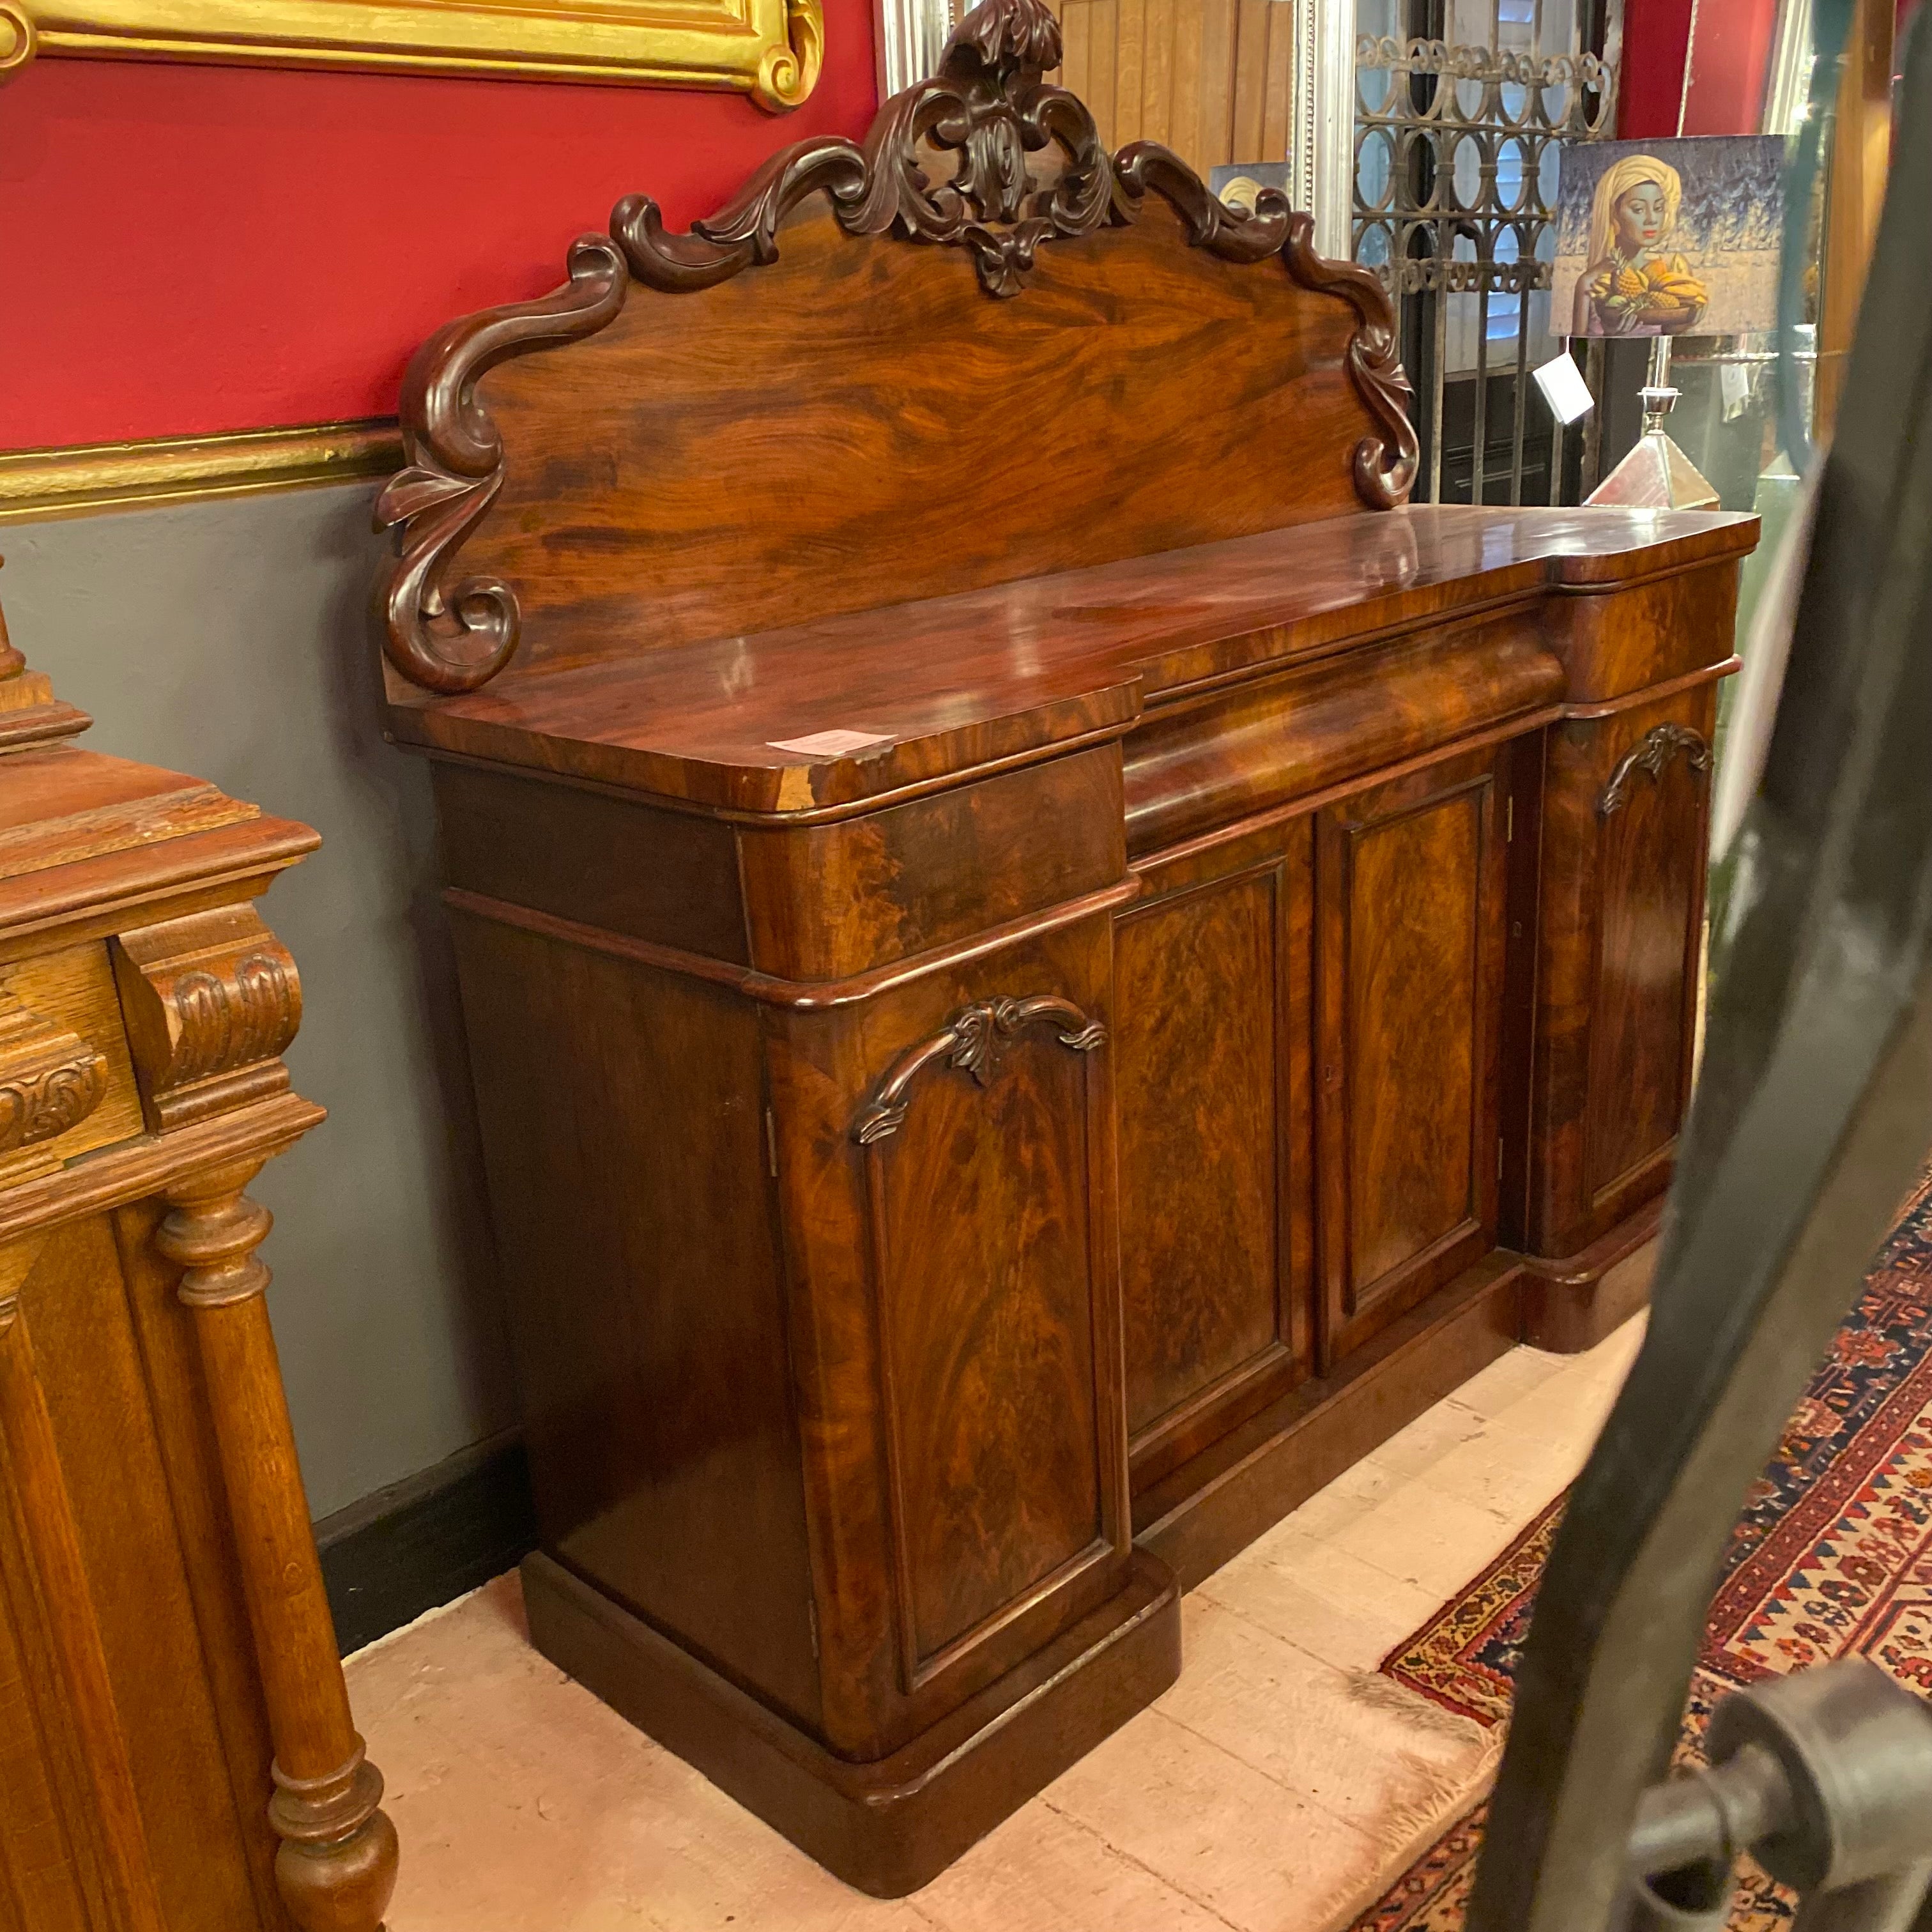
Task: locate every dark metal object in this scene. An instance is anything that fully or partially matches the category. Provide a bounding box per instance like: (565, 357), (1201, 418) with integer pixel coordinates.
(1621, 1662), (1932, 1931)
(1352, 0), (1619, 506)
(1465, 17), (1932, 1932)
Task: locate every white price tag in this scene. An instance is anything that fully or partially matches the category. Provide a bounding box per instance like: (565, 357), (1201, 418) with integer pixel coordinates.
(767, 729), (892, 758)
(1534, 351), (1596, 426)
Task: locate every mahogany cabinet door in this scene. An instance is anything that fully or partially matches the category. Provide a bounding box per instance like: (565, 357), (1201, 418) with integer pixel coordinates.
(777, 916), (1131, 1752)
(1527, 687), (1717, 1255)
(1114, 827), (1314, 1494)
(1315, 742), (1512, 1368)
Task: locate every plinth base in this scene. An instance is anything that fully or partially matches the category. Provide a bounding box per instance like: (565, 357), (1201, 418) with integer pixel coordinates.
(1523, 1197), (1664, 1353)
(521, 1547), (1181, 1899)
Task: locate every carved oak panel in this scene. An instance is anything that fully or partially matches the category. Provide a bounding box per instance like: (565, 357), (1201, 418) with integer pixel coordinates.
(0, 1217), (279, 1932)
(1316, 744), (1510, 1368)
(0, 944), (144, 1184)
(111, 906), (301, 1133)
(0, 994), (105, 1171)
(854, 994), (1119, 1691)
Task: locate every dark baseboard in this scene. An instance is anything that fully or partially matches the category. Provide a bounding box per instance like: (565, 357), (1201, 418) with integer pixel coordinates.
(317, 1431), (537, 1656)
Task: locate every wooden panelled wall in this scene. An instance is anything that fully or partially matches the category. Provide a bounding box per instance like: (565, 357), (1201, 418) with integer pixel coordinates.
(1054, 0), (1298, 175)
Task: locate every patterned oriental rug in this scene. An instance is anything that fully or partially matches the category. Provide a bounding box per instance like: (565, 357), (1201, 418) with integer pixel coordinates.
(1350, 1181), (1932, 1931)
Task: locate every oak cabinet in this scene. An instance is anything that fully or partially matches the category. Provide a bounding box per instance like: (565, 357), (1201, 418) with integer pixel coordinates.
(0, 590), (397, 1932)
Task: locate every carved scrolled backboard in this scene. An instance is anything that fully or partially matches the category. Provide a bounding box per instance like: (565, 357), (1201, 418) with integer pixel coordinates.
(374, 0), (1418, 700)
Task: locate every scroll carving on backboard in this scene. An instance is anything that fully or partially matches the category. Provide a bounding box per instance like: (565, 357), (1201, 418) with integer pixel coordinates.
(375, 0), (1419, 698)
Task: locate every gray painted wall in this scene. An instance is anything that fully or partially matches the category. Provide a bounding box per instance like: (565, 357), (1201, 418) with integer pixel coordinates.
(3, 482), (513, 1518)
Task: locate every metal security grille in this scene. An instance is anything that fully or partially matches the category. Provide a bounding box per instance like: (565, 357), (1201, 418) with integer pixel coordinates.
(1353, 0), (1620, 504)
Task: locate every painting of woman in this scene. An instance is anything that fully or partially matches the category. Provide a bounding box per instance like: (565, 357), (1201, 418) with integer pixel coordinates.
(1572, 154), (1710, 335)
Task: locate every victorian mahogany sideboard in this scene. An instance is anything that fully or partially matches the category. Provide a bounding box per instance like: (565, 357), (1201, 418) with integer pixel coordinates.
(371, 0), (1752, 1896)
(0, 565), (397, 1931)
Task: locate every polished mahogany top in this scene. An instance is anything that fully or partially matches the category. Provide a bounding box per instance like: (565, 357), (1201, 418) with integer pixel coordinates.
(385, 505), (1757, 817)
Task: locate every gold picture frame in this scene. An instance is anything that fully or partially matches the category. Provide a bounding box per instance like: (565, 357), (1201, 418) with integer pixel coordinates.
(0, 0), (824, 111)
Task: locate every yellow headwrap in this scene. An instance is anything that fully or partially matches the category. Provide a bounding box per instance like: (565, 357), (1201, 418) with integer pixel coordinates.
(1587, 153), (1683, 263)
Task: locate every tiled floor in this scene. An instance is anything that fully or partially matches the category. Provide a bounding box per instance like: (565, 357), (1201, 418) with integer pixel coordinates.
(346, 1316), (1646, 1932)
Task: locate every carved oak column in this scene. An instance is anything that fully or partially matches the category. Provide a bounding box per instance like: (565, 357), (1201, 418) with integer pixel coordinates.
(157, 1161), (399, 1932)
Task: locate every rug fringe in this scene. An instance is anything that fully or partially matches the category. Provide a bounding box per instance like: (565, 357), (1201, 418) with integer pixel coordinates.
(1344, 1667), (1501, 1744)
(1304, 1681), (1506, 1932)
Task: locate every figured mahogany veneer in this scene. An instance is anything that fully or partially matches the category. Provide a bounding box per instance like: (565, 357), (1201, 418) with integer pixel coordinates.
(370, 0), (1754, 1897)
(383, 506), (1742, 818)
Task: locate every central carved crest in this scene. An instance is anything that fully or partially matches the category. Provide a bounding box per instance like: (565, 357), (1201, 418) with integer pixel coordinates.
(612, 0), (1119, 301)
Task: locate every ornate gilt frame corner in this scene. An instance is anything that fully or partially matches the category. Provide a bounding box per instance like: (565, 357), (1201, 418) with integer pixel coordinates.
(0, 0), (825, 111)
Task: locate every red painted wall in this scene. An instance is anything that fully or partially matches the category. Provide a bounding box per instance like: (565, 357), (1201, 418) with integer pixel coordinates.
(1620, 0), (1788, 139)
(0, 4), (876, 450)
(1619, 0), (1698, 138)
(1680, 0), (1781, 134)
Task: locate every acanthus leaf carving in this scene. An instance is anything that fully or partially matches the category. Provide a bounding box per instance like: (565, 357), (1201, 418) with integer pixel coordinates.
(616, 0), (1114, 302)
(852, 993), (1107, 1146)
(612, 140), (872, 293)
(169, 955), (298, 1085)
(1598, 723), (1713, 817)
(1112, 142), (1289, 262)
(376, 0), (1419, 696)
(0, 992), (109, 1165)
